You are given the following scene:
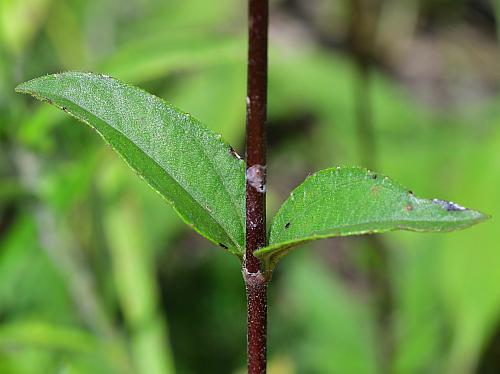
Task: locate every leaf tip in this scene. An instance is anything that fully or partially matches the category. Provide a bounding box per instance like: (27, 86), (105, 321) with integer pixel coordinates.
(428, 198), (490, 225)
(15, 72), (83, 95)
(473, 210), (491, 223)
(15, 74), (53, 95)
(15, 81), (30, 94)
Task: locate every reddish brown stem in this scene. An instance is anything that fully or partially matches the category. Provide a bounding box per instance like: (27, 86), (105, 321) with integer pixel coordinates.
(245, 280), (268, 374)
(244, 0), (268, 373)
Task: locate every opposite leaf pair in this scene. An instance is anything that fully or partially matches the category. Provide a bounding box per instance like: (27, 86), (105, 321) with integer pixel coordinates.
(16, 73), (488, 273)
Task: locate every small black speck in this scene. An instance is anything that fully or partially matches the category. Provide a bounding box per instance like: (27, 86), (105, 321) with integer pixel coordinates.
(371, 174), (377, 179)
(218, 243), (228, 249)
(61, 106), (67, 111)
(229, 146), (242, 160)
(408, 190), (413, 195)
(285, 222), (290, 229)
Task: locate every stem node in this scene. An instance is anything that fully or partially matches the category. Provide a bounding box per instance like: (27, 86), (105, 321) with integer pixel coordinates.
(242, 267), (267, 286)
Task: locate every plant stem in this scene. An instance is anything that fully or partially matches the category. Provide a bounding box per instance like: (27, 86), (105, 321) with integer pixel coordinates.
(244, 0), (269, 373)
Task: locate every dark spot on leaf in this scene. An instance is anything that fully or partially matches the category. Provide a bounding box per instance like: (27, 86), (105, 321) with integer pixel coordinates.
(229, 146), (242, 160)
(408, 190), (414, 195)
(218, 243), (228, 249)
(371, 174), (377, 179)
(62, 106), (67, 111)
(432, 199), (466, 212)
(285, 222), (290, 229)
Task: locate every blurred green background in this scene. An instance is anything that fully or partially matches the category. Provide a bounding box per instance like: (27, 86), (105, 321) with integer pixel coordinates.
(1, 0), (499, 373)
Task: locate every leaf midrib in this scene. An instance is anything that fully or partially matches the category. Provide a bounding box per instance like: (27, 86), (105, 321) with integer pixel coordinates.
(264, 216), (481, 257)
(177, 118), (245, 240)
(103, 77), (245, 247)
(271, 216), (478, 242)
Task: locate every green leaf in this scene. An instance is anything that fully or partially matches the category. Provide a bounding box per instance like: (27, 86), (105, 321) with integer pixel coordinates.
(16, 72), (245, 255)
(256, 167), (488, 270)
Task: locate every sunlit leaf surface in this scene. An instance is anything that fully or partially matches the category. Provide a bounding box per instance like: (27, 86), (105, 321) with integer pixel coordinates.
(16, 72), (245, 254)
(256, 167), (488, 270)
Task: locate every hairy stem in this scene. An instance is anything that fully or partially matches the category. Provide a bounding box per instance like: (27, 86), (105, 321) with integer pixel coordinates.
(244, 0), (269, 373)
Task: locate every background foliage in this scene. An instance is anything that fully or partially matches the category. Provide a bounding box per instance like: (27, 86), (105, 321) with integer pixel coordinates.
(0, 0), (499, 373)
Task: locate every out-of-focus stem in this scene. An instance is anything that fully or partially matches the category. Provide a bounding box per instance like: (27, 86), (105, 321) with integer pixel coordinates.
(14, 149), (132, 373)
(347, 0), (393, 372)
(347, 0), (378, 169)
(105, 195), (175, 374)
(353, 59), (376, 169)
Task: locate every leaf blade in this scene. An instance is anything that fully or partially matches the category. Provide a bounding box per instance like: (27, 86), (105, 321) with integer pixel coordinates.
(16, 72), (245, 254)
(257, 167), (488, 268)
